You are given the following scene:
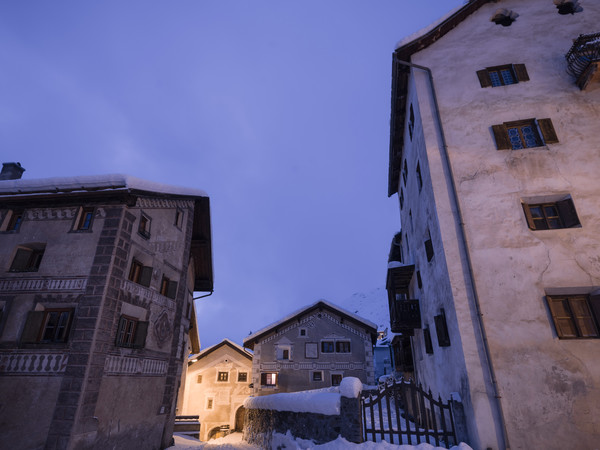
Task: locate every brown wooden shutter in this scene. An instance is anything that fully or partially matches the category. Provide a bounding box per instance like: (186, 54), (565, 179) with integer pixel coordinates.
(556, 198), (580, 228)
(538, 118), (559, 144)
(10, 248), (31, 271)
(546, 297), (576, 338)
(140, 266), (152, 287)
(133, 321), (149, 349)
(167, 281), (178, 299)
(590, 294), (600, 328)
(115, 315), (126, 346)
(522, 203), (536, 230)
(513, 64), (530, 82)
(20, 311), (44, 343)
(476, 69), (492, 88)
(492, 124), (511, 150)
(260, 373), (267, 386)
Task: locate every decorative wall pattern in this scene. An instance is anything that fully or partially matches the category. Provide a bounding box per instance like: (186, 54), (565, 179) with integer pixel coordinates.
(0, 352), (69, 375)
(104, 355), (168, 376)
(0, 277), (87, 292)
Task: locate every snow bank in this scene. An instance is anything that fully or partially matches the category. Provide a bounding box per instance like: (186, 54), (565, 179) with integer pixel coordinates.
(244, 388), (341, 415)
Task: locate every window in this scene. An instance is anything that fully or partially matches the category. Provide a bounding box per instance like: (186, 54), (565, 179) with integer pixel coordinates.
(261, 372), (277, 386)
(138, 213), (151, 239)
(321, 341), (334, 353)
(238, 372), (248, 382)
(547, 295), (599, 339)
(282, 349), (289, 360)
(416, 271), (423, 289)
(477, 64), (529, 88)
(424, 230), (434, 262)
(434, 310), (451, 347)
(75, 207), (94, 231)
(217, 371), (229, 382)
(402, 160), (408, 186)
(399, 188), (404, 210)
(423, 326), (433, 354)
(20, 308), (74, 344)
(299, 328), (307, 337)
(2, 209), (23, 232)
(174, 209), (184, 228)
(312, 371), (323, 382)
(336, 341), (351, 353)
(331, 374), (343, 386)
(416, 162), (423, 192)
(277, 345), (291, 360)
(10, 244), (45, 272)
(492, 118), (558, 150)
(160, 276), (178, 299)
(206, 398), (214, 410)
(129, 259), (152, 287)
(522, 198), (580, 230)
(408, 104), (415, 141)
(115, 315), (148, 348)
(197, 375), (203, 383)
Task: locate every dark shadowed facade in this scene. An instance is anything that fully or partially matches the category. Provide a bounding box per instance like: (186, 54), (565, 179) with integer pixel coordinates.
(0, 167), (212, 449)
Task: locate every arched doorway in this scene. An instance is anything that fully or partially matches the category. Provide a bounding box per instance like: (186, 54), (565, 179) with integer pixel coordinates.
(235, 406), (246, 432)
(208, 426), (228, 440)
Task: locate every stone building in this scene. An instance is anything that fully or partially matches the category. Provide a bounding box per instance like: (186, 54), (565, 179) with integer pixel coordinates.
(0, 165), (213, 450)
(179, 339), (252, 441)
(243, 300), (377, 396)
(385, 1), (600, 449)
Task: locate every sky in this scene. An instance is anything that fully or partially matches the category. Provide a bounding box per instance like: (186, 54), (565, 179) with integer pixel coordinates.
(0, 0), (464, 349)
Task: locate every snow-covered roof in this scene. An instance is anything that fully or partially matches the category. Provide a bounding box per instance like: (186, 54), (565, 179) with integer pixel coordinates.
(243, 300), (377, 349)
(0, 174), (208, 198)
(191, 339), (252, 363)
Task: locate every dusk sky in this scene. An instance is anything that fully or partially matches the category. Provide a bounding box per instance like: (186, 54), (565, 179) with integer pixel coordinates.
(0, 1), (464, 349)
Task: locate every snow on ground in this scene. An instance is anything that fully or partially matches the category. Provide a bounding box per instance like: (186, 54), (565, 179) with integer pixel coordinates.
(170, 432), (473, 450)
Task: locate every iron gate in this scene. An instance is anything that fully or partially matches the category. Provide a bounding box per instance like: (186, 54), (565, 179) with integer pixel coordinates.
(361, 378), (458, 448)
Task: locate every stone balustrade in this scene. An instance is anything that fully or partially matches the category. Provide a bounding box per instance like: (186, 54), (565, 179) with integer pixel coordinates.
(0, 352), (69, 375)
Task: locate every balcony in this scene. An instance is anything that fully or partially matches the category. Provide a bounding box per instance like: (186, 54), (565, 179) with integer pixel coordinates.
(566, 32), (600, 90)
(389, 298), (421, 335)
(386, 262), (415, 294)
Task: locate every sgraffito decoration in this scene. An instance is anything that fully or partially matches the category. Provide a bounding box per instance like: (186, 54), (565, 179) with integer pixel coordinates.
(153, 310), (172, 348)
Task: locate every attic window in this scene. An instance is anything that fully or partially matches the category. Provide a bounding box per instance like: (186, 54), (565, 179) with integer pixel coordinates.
(554, 0), (582, 15)
(490, 8), (518, 27)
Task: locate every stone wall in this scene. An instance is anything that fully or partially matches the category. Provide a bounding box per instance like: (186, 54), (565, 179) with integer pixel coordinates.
(243, 397), (362, 447)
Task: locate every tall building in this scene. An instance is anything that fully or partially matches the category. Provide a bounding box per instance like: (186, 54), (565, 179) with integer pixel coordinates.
(385, 1), (600, 449)
(0, 165), (212, 449)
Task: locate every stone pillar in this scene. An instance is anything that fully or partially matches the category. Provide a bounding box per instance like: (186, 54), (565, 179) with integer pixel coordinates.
(340, 397), (363, 443)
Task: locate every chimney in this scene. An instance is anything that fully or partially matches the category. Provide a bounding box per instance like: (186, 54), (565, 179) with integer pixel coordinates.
(0, 162), (25, 180)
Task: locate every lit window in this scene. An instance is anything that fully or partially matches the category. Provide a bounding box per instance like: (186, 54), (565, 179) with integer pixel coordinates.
(261, 372), (277, 386)
(217, 371), (229, 382)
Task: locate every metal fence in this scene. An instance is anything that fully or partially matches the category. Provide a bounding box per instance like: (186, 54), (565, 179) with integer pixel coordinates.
(361, 378), (458, 448)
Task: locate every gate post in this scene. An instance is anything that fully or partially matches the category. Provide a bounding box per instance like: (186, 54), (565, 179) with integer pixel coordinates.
(340, 396), (363, 443)
(450, 394), (469, 445)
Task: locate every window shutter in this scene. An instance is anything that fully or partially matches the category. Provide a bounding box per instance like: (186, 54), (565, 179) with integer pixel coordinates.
(513, 64), (530, 82)
(133, 321), (149, 348)
(11, 248), (31, 271)
(260, 373), (267, 386)
(589, 294), (600, 327)
(491, 124), (511, 150)
(434, 311), (451, 347)
(424, 238), (434, 262)
(140, 266), (153, 287)
(556, 198), (580, 228)
(20, 311), (45, 343)
(537, 118), (559, 144)
(476, 69), (492, 88)
(522, 204), (536, 230)
(167, 281), (178, 299)
(546, 298), (576, 338)
(115, 316), (126, 345)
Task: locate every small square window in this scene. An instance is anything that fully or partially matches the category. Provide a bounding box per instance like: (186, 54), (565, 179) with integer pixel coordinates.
(138, 213), (151, 239)
(207, 398), (214, 410)
(331, 374), (343, 386)
(299, 328), (307, 337)
(197, 375), (203, 384)
(217, 371), (229, 382)
(523, 198), (580, 230)
(116, 315), (148, 348)
(321, 341), (334, 353)
(238, 372), (248, 382)
(160, 276), (178, 299)
(261, 372), (277, 386)
(312, 371), (323, 382)
(335, 341), (351, 353)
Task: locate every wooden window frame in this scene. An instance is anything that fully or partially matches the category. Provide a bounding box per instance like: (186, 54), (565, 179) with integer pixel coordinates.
(335, 340), (351, 353)
(237, 372), (248, 382)
(261, 372), (277, 387)
(138, 213), (151, 239)
(129, 259), (152, 287)
(75, 207), (95, 231)
(10, 245), (45, 272)
(522, 198), (580, 230)
(321, 341), (334, 353)
(492, 118), (558, 150)
(3, 209), (24, 232)
(547, 295), (600, 339)
(115, 314), (148, 348)
(217, 371), (229, 382)
(21, 308), (74, 344)
(477, 64), (529, 88)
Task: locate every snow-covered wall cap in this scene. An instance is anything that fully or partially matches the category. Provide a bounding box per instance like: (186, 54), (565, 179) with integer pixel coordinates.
(244, 387), (341, 415)
(339, 377), (363, 399)
(243, 299), (378, 347)
(0, 173), (208, 198)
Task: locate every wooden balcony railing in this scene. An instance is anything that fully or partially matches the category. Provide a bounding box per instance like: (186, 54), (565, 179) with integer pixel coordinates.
(565, 32), (600, 90)
(389, 299), (421, 334)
